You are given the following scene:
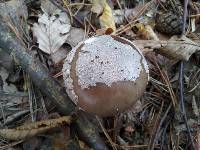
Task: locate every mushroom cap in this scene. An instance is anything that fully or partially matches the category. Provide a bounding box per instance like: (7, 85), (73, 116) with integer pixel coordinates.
(62, 35), (149, 116)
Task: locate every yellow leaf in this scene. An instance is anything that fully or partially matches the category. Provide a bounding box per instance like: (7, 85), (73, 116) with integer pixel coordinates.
(90, 0), (106, 15)
(99, 3), (116, 31)
(135, 23), (159, 41)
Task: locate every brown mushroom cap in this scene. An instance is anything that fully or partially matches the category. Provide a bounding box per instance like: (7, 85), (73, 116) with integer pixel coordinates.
(62, 35), (149, 116)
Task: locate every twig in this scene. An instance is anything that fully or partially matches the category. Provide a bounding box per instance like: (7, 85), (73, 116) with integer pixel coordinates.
(96, 116), (118, 150)
(179, 62), (196, 149)
(24, 73), (35, 122)
(179, 0), (196, 149)
(160, 119), (170, 150)
(148, 102), (172, 150)
(182, 0), (188, 35)
(4, 110), (29, 125)
(153, 56), (177, 107)
(48, 0), (85, 29)
(148, 101), (164, 150)
(0, 140), (24, 150)
(115, 0), (155, 35)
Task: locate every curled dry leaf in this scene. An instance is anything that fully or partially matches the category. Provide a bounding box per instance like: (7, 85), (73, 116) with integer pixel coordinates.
(33, 12), (71, 54)
(99, 3), (116, 31)
(158, 36), (199, 61)
(90, 0), (116, 31)
(134, 36), (200, 61)
(51, 27), (85, 64)
(135, 23), (159, 41)
(0, 116), (71, 140)
(50, 47), (69, 64)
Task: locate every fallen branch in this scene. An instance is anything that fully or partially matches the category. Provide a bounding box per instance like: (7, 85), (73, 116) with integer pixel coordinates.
(0, 116), (71, 140)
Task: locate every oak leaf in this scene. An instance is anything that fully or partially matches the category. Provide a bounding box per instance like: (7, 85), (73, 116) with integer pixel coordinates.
(33, 12), (71, 54)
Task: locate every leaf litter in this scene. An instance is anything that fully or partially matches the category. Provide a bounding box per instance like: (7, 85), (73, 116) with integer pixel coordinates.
(1, 0), (200, 149)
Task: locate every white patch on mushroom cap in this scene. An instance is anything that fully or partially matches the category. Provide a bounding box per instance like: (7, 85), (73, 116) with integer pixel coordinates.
(118, 36), (149, 81)
(76, 35), (147, 89)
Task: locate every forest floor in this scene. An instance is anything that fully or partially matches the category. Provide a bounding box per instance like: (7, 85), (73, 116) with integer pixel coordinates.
(0, 0), (200, 149)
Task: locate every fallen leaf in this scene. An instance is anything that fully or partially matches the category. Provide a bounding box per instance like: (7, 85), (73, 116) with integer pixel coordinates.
(41, 0), (60, 15)
(66, 27), (85, 47)
(0, 116), (71, 140)
(158, 35), (199, 61)
(133, 35), (200, 61)
(113, 9), (133, 24)
(51, 46), (70, 64)
(99, 3), (116, 31)
(33, 12), (71, 54)
(90, 0), (116, 31)
(135, 23), (159, 41)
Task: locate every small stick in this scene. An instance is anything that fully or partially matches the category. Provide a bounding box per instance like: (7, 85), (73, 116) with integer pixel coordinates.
(179, 0), (196, 149)
(179, 62), (196, 149)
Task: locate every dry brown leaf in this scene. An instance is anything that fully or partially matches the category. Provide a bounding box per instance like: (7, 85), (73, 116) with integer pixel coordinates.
(66, 27), (85, 47)
(90, 0), (116, 31)
(113, 9), (133, 24)
(33, 12), (71, 54)
(133, 41), (166, 54)
(50, 47), (69, 64)
(50, 27), (85, 64)
(135, 23), (159, 41)
(134, 36), (200, 61)
(113, 2), (154, 24)
(158, 36), (199, 61)
(99, 3), (116, 31)
(0, 116), (71, 140)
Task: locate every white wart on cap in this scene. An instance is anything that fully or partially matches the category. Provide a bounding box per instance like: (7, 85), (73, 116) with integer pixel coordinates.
(62, 35), (149, 116)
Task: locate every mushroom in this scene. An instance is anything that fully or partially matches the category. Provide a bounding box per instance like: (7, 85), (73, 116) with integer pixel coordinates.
(62, 35), (149, 117)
